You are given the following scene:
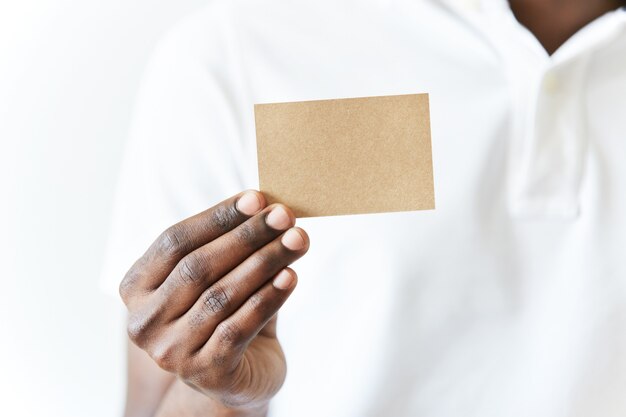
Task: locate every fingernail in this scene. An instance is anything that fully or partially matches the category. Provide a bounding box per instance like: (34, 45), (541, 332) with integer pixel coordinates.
(281, 228), (305, 251)
(237, 191), (262, 216)
(273, 269), (295, 290)
(266, 206), (291, 230)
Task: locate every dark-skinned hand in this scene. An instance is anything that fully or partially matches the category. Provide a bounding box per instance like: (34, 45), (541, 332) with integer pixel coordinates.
(119, 190), (309, 411)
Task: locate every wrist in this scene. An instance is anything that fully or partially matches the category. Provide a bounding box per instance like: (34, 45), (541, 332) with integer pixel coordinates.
(212, 401), (269, 417)
(155, 379), (270, 417)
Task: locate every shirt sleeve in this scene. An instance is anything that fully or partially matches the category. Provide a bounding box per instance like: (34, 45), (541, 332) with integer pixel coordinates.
(99, 6), (253, 297)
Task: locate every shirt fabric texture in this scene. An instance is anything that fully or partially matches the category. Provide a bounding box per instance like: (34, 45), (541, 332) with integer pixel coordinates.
(101, 0), (626, 416)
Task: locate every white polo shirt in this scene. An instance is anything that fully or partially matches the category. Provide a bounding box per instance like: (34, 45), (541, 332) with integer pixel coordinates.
(102, 1), (626, 416)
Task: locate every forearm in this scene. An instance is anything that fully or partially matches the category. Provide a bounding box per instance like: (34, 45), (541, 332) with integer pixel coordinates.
(154, 379), (269, 417)
(124, 341), (176, 417)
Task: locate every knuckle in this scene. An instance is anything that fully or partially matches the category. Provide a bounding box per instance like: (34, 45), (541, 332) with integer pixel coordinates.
(187, 351), (236, 392)
(191, 367), (220, 391)
(187, 309), (206, 328)
(118, 258), (148, 302)
(178, 362), (196, 382)
(179, 362), (210, 388)
(249, 250), (269, 270)
(150, 343), (180, 372)
(202, 287), (231, 316)
(248, 291), (266, 312)
(233, 222), (258, 246)
(126, 313), (150, 345)
(212, 204), (240, 232)
(126, 305), (164, 345)
(210, 351), (229, 368)
(251, 248), (281, 274)
(178, 253), (207, 285)
(157, 226), (187, 258)
(215, 321), (243, 346)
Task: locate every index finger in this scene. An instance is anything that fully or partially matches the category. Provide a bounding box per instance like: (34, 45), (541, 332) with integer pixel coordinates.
(120, 190), (266, 300)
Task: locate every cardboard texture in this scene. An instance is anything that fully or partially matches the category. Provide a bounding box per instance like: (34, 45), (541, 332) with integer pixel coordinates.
(254, 93), (435, 218)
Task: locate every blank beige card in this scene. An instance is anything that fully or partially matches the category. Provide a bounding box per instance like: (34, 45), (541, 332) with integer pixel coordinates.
(254, 93), (435, 218)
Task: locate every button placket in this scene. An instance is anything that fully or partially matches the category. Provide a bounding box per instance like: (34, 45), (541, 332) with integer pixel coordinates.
(513, 58), (591, 218)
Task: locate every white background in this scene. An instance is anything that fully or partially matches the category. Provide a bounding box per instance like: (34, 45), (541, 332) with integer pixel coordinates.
(0, 1), (207, 415)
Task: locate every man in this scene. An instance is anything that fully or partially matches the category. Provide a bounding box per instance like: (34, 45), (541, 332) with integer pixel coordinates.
(102, 0), (626, 416)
